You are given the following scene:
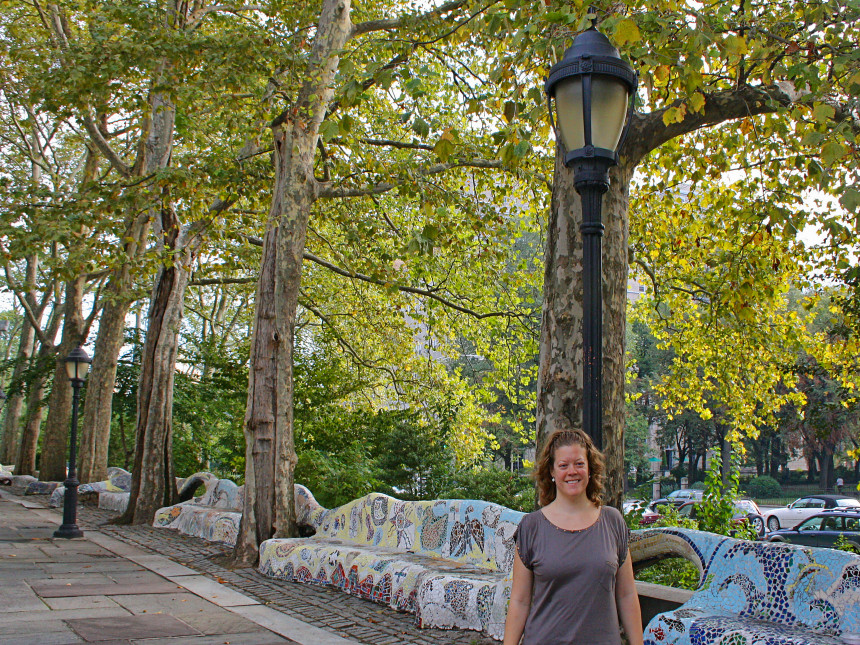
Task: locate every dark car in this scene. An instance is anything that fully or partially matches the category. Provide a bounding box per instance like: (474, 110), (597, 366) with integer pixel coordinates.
(648, 489), (704, 512)
(676, 499), (766, 537)
(767, 510), (860, 551)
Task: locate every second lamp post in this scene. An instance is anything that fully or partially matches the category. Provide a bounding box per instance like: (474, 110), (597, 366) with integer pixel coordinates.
(54, 346), (92, 539)
(545, 21), (637, 450)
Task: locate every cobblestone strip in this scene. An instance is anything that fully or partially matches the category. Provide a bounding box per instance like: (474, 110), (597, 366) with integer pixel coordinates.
(72, 503), (496, 645)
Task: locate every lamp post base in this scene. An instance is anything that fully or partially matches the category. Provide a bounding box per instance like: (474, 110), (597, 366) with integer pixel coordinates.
(54, 523), (84, 539)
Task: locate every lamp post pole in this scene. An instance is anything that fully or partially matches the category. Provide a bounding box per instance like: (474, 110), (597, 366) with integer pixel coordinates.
(55, 346), (91, 539)
(545, 20), (637, 451)
(579, 172), (607, 450)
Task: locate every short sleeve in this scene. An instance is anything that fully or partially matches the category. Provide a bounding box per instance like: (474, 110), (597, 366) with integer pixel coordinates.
(615, 510), (630, 566)
(513, 513), (535, 570)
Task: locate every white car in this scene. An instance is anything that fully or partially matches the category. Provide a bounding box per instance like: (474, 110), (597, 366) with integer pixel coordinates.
(763, 495), (860, 532)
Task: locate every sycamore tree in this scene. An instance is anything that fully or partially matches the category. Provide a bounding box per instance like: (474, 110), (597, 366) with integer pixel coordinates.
(514, 0), (860, 506)
(234, 0), (552, 562)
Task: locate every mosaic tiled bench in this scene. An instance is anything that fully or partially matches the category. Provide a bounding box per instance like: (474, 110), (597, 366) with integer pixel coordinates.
(97, 470), (220, 514)
(258, 492), (524, 639)
(153, 476), (244, 545)
(151, 478), (323, 546)
(640, 527), (860, 645)
(50, 467), (133, 508)
(0, 463), (12, 485)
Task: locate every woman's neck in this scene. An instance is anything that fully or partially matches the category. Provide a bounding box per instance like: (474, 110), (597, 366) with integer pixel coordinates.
(551, 490), (597, 513)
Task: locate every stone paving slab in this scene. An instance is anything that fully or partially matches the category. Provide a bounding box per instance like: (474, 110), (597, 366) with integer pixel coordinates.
(42, 595), (124, 611)
(65, 614), (201, 641)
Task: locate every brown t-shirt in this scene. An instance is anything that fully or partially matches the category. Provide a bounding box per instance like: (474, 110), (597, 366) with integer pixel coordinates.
(513, 505), (630, 645)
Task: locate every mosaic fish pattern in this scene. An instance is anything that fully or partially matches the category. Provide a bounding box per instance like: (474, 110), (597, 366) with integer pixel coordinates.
(641, 527), (860, 645)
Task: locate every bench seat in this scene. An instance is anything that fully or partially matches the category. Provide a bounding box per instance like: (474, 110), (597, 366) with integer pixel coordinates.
(259, 535), (510, 634)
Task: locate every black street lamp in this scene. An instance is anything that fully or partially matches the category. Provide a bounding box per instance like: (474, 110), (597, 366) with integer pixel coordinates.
(54, 345), (92, 539)
(545, 19), (637, 450)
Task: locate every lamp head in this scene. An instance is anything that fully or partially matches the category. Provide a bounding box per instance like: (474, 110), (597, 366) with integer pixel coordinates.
(545, 24), (637, 186)
(65, 346), (92, 383)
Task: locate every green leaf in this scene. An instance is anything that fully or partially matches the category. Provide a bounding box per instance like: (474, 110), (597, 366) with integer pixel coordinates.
(812, 103), (836, 124)
(723, 35), (749, 56)
(821, 141), (847, 166)
(412, 117), (430, 138)
(688, 92), (706, 113)
(434, 136), (456, 162)
(840, 188), (860, 213)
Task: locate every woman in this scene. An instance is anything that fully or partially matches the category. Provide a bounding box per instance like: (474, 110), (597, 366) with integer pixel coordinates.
(503, 425), (643, 645)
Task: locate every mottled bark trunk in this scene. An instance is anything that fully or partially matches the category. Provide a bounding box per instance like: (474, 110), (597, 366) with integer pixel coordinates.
(39, 277), (87, 482)
(536, 152), (632, 509)
(16, 377), (49, 476)
(77, 52), (171, 483)
(233, 223), (279, 564)
(1, 304), (36, 464)
(15, 309), (61, 476)
(233, 0), (351, 564)
(119, 219), (202, 524)
(78, 298), (129, 483)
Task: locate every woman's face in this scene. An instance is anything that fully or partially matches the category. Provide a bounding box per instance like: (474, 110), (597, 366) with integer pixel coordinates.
(551, 443), (589, 500)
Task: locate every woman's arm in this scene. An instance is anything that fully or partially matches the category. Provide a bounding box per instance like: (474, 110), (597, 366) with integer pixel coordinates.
(615, 550), (644, 645)
(502, 551), (533, 645)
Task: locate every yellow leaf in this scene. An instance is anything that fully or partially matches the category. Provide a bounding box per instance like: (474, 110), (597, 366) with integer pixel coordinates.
(655, 65), (670, 84)
(614, 19), (641, 46)
(723, 35), (749, 56)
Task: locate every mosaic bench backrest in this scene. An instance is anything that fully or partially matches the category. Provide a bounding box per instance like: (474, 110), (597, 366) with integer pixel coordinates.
(638, 527), (860, 635)
(195, 478), (244, 510)
(311, 492), (524, 573)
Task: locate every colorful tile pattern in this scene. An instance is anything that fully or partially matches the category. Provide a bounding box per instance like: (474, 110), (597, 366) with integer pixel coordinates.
(640, 527), (860, 645)
(50, 467), (132, 507)
(151, 479), (324, 547)
(258, 492), (523, 639)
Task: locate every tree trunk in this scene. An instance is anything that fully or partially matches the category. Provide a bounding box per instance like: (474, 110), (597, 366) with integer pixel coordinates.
(78, 287), (138, 483)
(233, 223), (280, 563)
(720, 434), (731, 492)
(39, 277), (86, 482)
(818, 449), (834, 491)
(119, 217), (203, 524)
(15, 307), (62, 476)
(536, 152), (632, 509)
(1, 302), (36, 464)
(233, 0), (351, 564)
(16, 377), (49, 476)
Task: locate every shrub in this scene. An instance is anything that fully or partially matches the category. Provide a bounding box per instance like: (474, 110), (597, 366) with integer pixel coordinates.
(744, 475), (781, 499)
(439, 467), (535, 513)
(690, 481), (705, 490)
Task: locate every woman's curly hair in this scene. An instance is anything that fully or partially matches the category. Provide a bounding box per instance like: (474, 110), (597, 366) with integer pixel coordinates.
(535, 420), (605, 507)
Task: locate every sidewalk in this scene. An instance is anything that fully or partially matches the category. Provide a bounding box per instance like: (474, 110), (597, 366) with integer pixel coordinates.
(0, 490), (494, 645)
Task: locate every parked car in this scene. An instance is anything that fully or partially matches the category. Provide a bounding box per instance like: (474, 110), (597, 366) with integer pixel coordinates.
(647, 489), (704, 513)
(623, 499), (660, 525)
(762, 495), (860, 532)
(676, 499), (766, 537)
(767, 510), (860, 551)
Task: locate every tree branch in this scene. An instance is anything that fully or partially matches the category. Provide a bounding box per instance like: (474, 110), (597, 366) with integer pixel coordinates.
(226, 236), (524, 320)
(351, 0), (469, 37)
(626, 83), (859, 166)
(298, 288), (405, 394)
(318, 157), (503, 199)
